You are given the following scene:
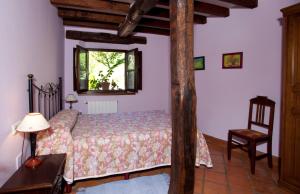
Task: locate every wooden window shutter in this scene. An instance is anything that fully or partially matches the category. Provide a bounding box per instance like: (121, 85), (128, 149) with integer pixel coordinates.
(75, 45), (89, 93)
(73, 47), (77, 91)
(125, 48), (139, 92)
(137, 51), (142, 90)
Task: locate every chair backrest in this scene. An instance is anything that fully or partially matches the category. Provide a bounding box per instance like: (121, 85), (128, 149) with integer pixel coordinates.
(247, 96), (275, 137)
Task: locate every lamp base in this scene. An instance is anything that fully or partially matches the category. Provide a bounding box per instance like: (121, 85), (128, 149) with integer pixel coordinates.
(25, 156), (42, 169)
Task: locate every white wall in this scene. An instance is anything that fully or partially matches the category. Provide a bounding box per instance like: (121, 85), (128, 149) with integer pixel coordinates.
(64, 27), (171, 114)
(0, 0), (64, 186)
(195, 0), (300, 156)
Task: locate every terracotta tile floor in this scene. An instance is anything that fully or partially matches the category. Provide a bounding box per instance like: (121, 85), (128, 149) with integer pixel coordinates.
(194, 135), (295, 194)
(70, 135), (295, 194)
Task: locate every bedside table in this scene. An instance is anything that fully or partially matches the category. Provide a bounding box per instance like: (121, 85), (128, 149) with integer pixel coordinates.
(0, 154), (66, 194)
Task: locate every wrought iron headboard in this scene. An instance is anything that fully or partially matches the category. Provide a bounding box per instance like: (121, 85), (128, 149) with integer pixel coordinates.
(28, 74), (63, 120)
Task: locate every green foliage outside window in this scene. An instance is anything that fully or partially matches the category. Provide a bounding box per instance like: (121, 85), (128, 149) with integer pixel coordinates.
(88, 51), (125, 90)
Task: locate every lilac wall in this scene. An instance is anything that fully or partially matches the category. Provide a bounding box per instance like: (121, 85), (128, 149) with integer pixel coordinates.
(63, 0), (299, 158)
(64, 27), (171, 114)
(195, 0), (300, 156)
(0, 0), (64, 186)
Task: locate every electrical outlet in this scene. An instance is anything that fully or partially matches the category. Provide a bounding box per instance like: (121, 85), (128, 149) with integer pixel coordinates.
(16, 152), (22, 169)
(11, 120), (21, 135)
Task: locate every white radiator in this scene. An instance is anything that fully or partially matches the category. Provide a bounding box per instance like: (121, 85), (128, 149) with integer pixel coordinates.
(87, 100), (118, 114)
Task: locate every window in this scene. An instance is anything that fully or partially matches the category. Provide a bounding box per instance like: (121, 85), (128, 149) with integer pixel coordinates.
(74, 46), (142, 94)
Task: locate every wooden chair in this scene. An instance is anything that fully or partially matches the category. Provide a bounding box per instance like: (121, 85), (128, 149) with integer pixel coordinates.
(227, 96), (275, 174)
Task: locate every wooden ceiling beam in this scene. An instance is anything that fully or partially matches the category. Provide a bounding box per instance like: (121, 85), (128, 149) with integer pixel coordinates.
(139, 18), (169, 30)
(60, 9), (169, 30)
(51, 0), (129, 15)
(118, 0), (159, 37)
(194, 2), (229, 17)
(147, 7), (207, 24)
(134, 26), (169, 36)
(218, 0), (258, 8)
(66, 30), (147, 44)
(63, 20), (169, 36)
(156, 0), (229, 17)
(63, 20), (119, 30)
(52, 0), (206, 25)
(58, 9), (124, 24)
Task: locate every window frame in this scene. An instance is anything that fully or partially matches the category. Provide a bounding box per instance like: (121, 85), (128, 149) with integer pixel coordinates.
(73, 46), (142, 95)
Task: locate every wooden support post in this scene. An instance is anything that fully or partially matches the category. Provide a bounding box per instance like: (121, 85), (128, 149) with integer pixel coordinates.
(168, 0), (196, 194)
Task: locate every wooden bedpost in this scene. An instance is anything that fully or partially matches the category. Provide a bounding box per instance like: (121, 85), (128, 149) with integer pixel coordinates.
(169, 0), (196, 194)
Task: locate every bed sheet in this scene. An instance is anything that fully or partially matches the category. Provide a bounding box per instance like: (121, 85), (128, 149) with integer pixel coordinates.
(71, 110), (212, 181)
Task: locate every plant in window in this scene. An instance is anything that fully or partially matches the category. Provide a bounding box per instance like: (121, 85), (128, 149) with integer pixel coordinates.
(111, 80), (118, 90)
(98, 70), (112, 90)
(91, 52), (124, 90)
(74, 46), (142, 94)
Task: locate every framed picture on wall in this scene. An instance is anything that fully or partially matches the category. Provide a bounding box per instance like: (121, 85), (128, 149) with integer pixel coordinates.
(222, 52), (243, 69)
(194, 56), (205, 70)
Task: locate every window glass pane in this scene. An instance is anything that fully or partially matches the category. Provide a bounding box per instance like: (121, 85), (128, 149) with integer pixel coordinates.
(127, 70), (135, 90)
(88, 51), (125, 90)
(128, 51), (135, 70)
(79, 49), (88, 90)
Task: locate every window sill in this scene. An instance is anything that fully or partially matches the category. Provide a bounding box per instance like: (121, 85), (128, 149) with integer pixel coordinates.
(77, 90), (136, 96)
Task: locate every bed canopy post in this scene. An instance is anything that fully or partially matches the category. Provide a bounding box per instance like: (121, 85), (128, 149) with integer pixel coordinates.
(169, 0), (196, 194)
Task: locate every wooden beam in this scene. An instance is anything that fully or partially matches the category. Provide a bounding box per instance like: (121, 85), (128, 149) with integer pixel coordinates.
(139, 18), (169, 29)
(194, 2), (229, 17)
(64, 20), (169, 36)
(157, 0), (229, 17)
(52, 0), (206, 24)
(134, 26), (169, 36)
(58, 9), (124, 24)
(148, 7), (207, 24)
(218, 0), (258, 8)
(118, 0), (159, 37)
(63, 20), (119, 30)
(66, 30), (147, 44)
(51, 0), (129, 15)
(169, 0), (196, 194)
(60, 9), (170, 30)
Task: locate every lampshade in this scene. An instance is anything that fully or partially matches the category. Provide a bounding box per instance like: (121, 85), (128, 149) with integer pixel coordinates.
(16, 113), (50, 133)
(65, 94), (77, 102)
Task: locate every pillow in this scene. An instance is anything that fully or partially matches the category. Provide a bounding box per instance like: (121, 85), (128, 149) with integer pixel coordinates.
(49, 109), (79, 132)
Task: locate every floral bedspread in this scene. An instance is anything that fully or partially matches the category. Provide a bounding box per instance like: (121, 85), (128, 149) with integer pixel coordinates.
(37, 110), (212, 183)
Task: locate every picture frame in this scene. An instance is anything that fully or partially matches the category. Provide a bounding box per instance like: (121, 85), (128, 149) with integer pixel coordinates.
(194, 56), (205, 70)
(222, 52), (243, 69)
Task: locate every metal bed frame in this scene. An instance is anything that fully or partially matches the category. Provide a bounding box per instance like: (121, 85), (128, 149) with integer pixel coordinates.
(27, 74), (63, 158)
(27, 74), (62, 118)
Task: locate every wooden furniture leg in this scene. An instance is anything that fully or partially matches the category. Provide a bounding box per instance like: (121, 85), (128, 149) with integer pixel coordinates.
(227, 132), (232, 160)
(267, 140), (273, 168)
(65, 183), (72, 193)
(124, 173), (130, 180)
(250, 141), (256, 174)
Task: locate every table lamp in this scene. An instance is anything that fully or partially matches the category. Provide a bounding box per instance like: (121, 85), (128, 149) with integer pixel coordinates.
(65, 94), (77, 109)
(16, 113), (50, 169)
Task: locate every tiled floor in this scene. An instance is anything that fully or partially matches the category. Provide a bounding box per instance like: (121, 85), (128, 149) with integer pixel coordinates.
(70, 135), (295, 194)
(194, 135), (294, 194)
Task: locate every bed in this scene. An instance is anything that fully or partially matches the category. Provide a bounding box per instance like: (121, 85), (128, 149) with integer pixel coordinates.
(27, 75), (212, 184)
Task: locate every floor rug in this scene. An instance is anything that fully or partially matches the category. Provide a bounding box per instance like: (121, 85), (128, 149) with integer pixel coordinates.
(76, 174), (170, 194)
